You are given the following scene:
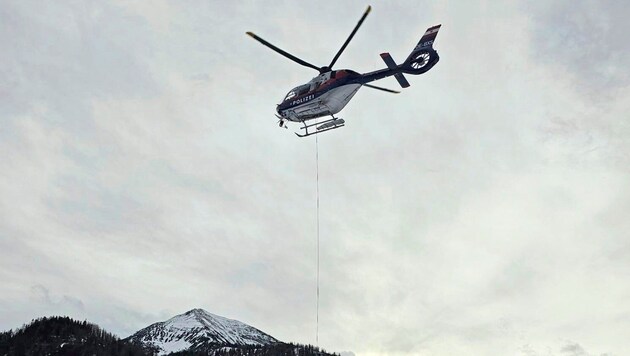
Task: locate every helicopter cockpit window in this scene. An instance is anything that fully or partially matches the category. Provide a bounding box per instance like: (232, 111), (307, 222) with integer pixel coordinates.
(284, 85), (311, 102)
(284, 90), (297, 101)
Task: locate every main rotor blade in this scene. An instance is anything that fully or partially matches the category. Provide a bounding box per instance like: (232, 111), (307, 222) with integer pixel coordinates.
(328, 5), (372, 69)
(364, 83), (400, 94)
(246, 32), (321, 72)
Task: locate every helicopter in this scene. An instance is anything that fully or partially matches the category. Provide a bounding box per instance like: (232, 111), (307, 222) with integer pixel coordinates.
(247, 6), (441, 137)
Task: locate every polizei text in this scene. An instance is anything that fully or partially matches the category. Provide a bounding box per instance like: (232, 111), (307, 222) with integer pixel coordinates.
(291, 94), (315, 106)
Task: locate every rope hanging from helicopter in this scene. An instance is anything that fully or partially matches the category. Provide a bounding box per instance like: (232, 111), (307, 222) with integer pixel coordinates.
(315, 133), (320, 346)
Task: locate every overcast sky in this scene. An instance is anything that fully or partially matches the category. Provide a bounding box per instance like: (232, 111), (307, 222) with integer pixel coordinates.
(1, 1), (629, 355)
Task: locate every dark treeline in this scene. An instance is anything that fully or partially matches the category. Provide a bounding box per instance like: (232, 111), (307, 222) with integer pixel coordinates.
(169, 342), (338, 356)
(0, 316), (146, 356)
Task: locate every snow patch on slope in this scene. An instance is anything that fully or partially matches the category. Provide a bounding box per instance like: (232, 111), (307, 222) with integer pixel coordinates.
(126, 309), (278, 355)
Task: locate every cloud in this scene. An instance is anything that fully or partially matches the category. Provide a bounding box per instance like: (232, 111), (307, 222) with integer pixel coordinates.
(528, 1), (630, 92)
(561, 342), (588, 356)
(560, 341), (614, 356)
(30, 284), (85, 311)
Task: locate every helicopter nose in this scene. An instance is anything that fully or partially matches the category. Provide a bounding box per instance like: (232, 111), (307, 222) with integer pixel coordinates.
(275, 105), (283, 117)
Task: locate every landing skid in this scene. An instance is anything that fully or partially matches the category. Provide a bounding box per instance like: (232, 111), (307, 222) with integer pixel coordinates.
(295, 117), (345, 138)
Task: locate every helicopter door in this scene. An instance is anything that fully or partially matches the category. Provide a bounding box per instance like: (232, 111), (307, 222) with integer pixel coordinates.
(310, 73), (331, 91)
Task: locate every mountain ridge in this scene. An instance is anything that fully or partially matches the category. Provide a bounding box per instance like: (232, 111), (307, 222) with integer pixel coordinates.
(126, 308), (280, 355)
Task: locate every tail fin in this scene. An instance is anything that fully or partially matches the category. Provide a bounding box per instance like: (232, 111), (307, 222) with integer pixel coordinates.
(415, 24), (441, 50)
(401, 24), (441, 74)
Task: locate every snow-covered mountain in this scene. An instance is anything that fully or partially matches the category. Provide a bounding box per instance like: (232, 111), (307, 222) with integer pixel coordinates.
(126, 309), (279, 355)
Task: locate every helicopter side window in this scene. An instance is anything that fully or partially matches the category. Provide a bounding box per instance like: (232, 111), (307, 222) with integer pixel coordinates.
(296, 84), (310, 96)
(311, 81), (323, 91)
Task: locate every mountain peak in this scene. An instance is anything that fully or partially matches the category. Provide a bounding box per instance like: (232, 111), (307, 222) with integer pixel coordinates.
(181, 308), (222, 321)
(185, 308), (206, 315)
(127, 309), (279, 355)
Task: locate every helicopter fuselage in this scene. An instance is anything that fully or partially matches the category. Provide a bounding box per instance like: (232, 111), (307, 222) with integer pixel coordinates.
(276, 69), (362, 122)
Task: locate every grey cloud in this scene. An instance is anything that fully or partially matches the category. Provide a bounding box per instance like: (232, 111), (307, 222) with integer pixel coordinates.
(528, 1), (630, 92)
(523, 1), (630, 171)
(560, 341), (613, 356)
(30, 284), (85, 311)
(561, 342), (588, 355)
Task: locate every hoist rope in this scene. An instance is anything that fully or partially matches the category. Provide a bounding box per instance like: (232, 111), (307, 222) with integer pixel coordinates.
(315, 133), (320, 346)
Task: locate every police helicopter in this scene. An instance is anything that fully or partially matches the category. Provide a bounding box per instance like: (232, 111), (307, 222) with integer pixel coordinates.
(247, 6), (441, 137)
